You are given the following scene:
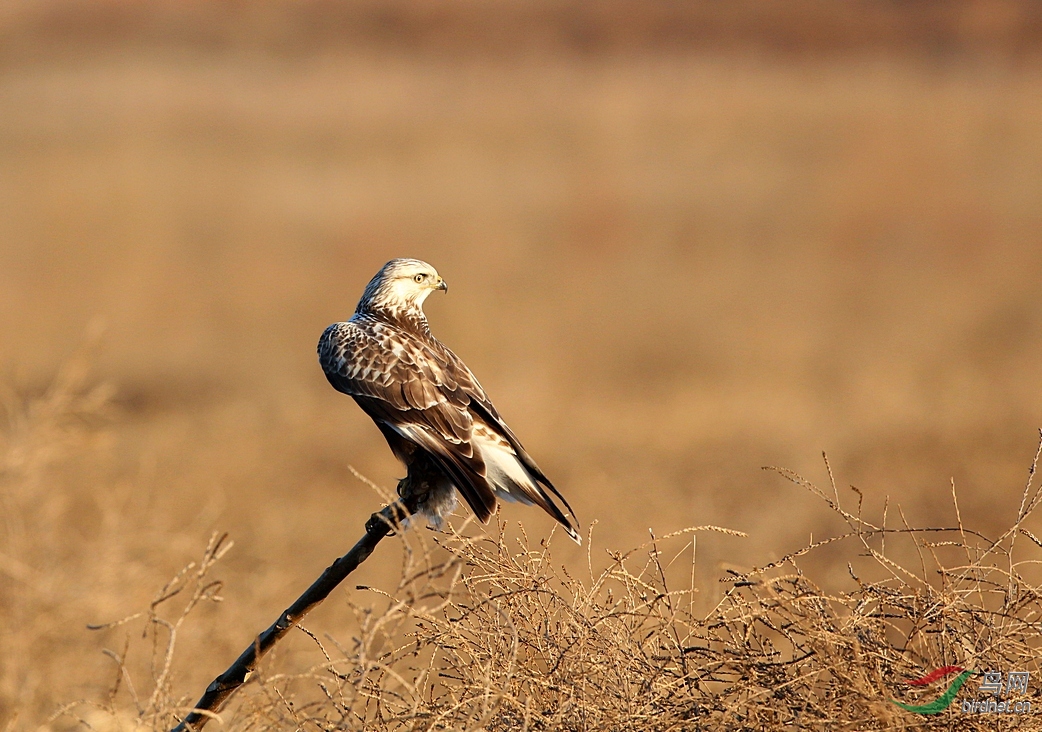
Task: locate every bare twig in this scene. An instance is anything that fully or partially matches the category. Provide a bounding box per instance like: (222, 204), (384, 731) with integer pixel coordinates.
(170, 494), (420, 732)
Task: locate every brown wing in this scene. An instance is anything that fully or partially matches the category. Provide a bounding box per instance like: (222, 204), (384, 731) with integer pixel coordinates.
(318, 317), (498, 521)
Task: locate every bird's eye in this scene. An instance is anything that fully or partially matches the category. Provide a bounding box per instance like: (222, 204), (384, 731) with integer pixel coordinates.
(414, 274), (425, 283)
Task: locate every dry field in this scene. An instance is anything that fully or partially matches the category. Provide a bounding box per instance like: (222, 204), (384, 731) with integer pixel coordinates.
(2, 2), (1042, 729)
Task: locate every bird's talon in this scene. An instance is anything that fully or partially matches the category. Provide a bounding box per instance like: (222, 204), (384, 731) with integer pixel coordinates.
(365, 515), (392, 534)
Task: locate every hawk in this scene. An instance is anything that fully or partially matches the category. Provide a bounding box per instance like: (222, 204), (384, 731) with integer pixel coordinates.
(318, 258), (580, 544)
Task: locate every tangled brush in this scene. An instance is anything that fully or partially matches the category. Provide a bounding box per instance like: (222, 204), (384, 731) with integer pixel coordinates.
(60, 439), (1042, 731)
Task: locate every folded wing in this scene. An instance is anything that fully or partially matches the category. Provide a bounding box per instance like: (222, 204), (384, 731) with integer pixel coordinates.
(319, 318), (579, 541)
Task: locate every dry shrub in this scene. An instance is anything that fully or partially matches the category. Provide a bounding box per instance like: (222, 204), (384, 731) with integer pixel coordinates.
(9, 341), (1042, 730)
(58, 447), (1042, 731)
(0, 332), (117, 723)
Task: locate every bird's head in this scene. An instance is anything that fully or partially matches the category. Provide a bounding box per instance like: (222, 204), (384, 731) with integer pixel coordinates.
(357, 258), (448, 318)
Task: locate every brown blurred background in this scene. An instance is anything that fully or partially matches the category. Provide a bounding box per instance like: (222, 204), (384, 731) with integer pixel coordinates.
(2, 0), (1042, 725)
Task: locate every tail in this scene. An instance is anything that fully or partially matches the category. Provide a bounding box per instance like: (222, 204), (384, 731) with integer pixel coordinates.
(471, 419), (581, 544)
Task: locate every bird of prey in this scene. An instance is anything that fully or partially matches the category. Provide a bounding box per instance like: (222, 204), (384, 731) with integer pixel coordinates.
(318, 258), (580, 544)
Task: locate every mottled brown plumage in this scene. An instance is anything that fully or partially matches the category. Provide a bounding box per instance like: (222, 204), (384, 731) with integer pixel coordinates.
(319, 258), (580, 543)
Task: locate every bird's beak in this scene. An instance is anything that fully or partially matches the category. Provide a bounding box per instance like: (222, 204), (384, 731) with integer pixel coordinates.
(436, 278), (448, 292)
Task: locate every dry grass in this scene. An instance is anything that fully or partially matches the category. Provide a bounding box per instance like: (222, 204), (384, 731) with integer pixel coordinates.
(43, 440), (1042, 729)
(5, 360), (1039, 730)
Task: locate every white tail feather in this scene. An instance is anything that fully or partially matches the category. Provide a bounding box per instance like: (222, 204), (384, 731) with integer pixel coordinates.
(472, 429), (537, 504)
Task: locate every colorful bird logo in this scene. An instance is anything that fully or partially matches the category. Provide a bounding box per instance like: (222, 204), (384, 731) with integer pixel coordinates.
(891, 666), (976, 714)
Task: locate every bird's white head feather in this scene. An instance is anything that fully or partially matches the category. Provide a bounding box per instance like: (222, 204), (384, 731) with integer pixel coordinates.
(356, 258), (447, 320)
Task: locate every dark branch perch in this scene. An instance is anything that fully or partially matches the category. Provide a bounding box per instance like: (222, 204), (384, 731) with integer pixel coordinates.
(171, 491), (421, 732)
